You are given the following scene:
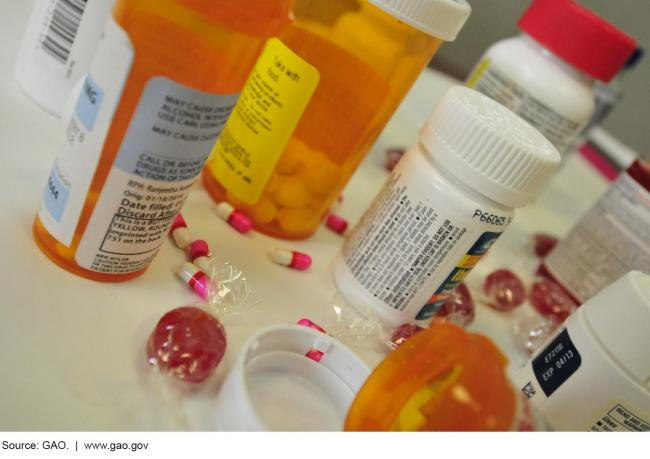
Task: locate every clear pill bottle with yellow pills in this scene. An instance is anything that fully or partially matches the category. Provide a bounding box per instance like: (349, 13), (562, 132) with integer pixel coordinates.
(202, 0), (472, 239)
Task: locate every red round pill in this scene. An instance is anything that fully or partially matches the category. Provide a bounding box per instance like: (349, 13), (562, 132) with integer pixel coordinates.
(146, 306), (227, 385)
(529, 279), (577, 323)
(389, 323), (424, 349)
(483, 269), (526, 311)
(532, 233), (559, 258)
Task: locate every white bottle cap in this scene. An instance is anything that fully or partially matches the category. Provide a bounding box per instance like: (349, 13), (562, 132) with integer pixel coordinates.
(581, 271), (650, 388)
(420, 86), (561, 208)
(368, 0), (471, 41)
(214, 325), (370, 431)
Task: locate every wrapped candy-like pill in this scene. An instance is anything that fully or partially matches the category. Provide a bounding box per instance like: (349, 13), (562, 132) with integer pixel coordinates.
(532, 233), (559, 258)
(177, 262), (210, 300)
(389, 323), (424, 349)
(529, 279), (577, 322)
(513, 316), (558, 354)
(483, 269), (526, 311)
(270, 248), (312, 271)
(326, 213), (348, 234)
(435, 282), (475, 327)
(170, 214), (192, 249)
(188, 240), (213, 272)
(147, 306), (227, 385)
(216, 202), (253, 234)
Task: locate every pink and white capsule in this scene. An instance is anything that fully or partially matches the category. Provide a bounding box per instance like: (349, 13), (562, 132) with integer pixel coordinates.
(270, 248), (312, 271)
(177, 262), (210, 300)
(216, 202), (253, 234)
(326, 213), (348, 234)
(188, 239), (213, 272)
(170, 214), (192, 249)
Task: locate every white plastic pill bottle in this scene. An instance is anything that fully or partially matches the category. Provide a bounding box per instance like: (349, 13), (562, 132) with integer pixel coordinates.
(15, 0), (114, 116)
(466, 0), (636, 154)
(333, 86), (561, 327)
(513, 271), (650, 431)
(541, 159), (650, 305)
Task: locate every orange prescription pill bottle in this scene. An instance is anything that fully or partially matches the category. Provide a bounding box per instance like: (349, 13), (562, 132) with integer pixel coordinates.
(202, 0), (472, 239)
(345, 322), (518, 431)
(33, 0), (292, 281)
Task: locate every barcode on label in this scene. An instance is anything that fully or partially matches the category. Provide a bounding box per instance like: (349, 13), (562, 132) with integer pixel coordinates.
(521, 382), (536, 399)
(41, 0), (88, 64)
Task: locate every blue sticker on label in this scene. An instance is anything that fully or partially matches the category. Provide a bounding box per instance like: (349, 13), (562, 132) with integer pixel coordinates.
(42, 165), (71, 223)
(75, 75), (104, 131)
(467, 231), (501, 255)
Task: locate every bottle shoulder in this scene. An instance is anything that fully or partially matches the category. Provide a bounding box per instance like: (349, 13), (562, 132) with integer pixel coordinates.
(482, 36), (595, 121)
(399, 146), (515, 217)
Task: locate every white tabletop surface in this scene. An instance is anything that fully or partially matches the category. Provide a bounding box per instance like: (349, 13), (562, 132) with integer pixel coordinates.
(0, 2), (611, 430)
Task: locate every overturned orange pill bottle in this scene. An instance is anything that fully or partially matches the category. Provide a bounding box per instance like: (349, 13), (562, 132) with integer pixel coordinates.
(34, 0), (292, 281)
(203, 0), (472, 239)
(345, 322), (518, 431)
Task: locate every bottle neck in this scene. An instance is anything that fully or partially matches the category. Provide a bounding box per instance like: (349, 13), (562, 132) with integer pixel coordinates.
(521, 33), (596, 87)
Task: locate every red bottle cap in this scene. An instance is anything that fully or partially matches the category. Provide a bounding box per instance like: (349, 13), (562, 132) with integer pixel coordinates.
(518, 0), (636, 82)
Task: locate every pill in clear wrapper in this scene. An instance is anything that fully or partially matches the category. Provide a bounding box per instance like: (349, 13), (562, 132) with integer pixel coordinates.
(216, 202), (253, 234)
(177, 262), (210, 300)
(483, 269), (526, 311)
(147, 306), (226, 385)
(170, 214), (192, 249)
(270, 248), (312, 271)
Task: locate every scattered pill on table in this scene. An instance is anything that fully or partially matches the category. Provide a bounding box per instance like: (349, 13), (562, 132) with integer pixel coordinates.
(188, 239), (213, 272)
(177, 262), (210, 300)
(170, 214), (192, 249)
(325, 213), (349, 234)
(216, 202), (253, 234)
(270, 248), (312, 271)
(483, 269), (526, 311)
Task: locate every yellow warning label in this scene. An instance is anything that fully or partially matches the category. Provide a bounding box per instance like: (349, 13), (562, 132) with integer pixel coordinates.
(207, 38), (320, 204)
(466, 58), (491, 88)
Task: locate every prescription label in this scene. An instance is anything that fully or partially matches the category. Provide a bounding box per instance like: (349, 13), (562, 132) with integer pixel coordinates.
(342, 172), (509, 317)
(467, 59), (582, 153)
(39, 17), (133, 246)
(75, 77), (238, 273)
(589, 403), (650, 432)
(544, 171), (650, 303)
(208, 38), (320, 204)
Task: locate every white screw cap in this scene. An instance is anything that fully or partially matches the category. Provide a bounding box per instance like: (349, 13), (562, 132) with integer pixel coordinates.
(368, 0), (471, 41)
(420, 86), (561, 208)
